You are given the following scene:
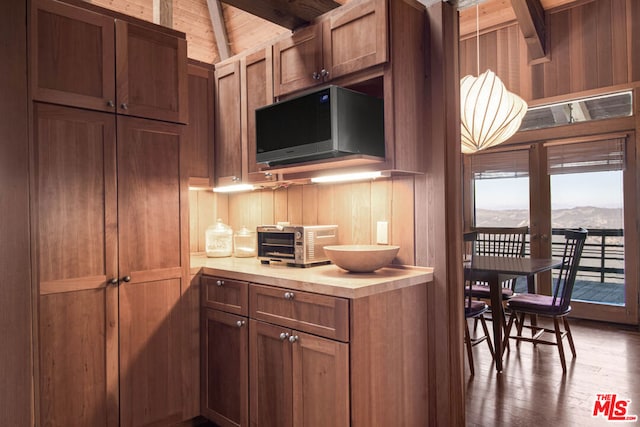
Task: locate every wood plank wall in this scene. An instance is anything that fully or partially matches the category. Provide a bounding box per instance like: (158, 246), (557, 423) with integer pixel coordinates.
(0, 0), (32, 425)
(189, 176), (417, 265)
(460, 0), (640, 101)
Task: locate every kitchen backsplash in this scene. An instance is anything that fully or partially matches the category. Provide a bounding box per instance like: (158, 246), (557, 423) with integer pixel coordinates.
(189, 176), (416, 265)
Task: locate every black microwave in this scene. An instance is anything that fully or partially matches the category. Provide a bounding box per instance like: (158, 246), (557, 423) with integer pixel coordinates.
(255, 86), (385, 167)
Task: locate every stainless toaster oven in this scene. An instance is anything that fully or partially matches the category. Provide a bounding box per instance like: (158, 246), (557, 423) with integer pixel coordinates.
(257, 225), (338, 267)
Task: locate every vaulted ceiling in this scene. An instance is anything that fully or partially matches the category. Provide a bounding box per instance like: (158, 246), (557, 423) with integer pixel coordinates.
(85, 0), (581, 64)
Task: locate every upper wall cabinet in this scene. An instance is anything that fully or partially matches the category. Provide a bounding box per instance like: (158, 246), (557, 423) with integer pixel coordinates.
(31, 0), (188, 124)
(241, 47), (276, 182)
(185, 61), (215, 187)
(214, 60), (243, 186)
(273, 0), (388, 97)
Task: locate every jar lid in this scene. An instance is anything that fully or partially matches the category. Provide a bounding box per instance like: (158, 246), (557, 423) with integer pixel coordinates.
(235, 225), (254, 236)
(208, 218), (232, 233)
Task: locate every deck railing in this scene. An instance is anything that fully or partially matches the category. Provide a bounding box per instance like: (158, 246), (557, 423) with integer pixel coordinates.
(475, 227), (625, 283)
(551, 228), (624, 283)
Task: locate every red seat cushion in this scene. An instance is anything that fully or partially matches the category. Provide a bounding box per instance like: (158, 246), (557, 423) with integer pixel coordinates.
(467, 284), (514, 300)
(465, 300), (488, 318)
(507, 293), (571, 316)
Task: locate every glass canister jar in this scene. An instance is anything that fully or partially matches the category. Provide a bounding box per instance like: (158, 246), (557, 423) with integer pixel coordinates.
(233, 226), (257, 258)
(205, 219), (233, 258)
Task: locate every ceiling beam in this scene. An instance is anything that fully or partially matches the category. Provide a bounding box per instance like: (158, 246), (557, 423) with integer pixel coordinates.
(220, 0), (341, 30)
(153, 0), (173, 28)
(207, 0), (231, 60)
(511, 0), (546, 61)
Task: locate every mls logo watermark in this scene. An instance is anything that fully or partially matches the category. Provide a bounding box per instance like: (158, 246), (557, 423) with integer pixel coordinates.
(593, 394), (638, 422)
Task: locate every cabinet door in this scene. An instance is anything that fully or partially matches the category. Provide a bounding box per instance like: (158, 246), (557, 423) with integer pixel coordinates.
(185, 62), (215, 187)
(116, 116), (186, 426)
(292, 332), (349, 427)
(273, 24), (323, 97)
(250, 320), (293, 427)
(202, 309), (249, 427)
(31, 0), (116, 112)
(323, 0), (388, 80)
(242, 48), (274, 179)
(214, 61), (243, 185)
(115, 20), (188, 123)
(34, 103), (119, 427)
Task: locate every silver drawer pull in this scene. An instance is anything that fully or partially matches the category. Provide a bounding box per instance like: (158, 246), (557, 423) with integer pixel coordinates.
(236, 320), (245, 327)
(279, 332), (290, 340)
(216, 280), (224, 286)
(288, 335), (298, 343)
(284, 291), (295, 300)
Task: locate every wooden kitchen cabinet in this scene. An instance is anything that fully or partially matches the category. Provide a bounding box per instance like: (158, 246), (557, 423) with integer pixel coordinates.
(249, 320), (349, 427)
(34, 107), (188, 427)
(201, 276), (249, 427)
(35, 103), (119, 427)
(31, 0), (188, 124)
(199, 270), (429, 426)
(241, 47), (277, 181)
(273, 0), (388, 97)
(115, 19), (188, 123)
(214, 60), (243, 186)
(185, 61), (215, 187)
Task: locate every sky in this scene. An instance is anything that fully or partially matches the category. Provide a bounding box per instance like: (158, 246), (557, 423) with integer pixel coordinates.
(475, 171), (624, 211)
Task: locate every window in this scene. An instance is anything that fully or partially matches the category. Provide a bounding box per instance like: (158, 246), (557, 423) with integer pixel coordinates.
(471, 149), (530, 227)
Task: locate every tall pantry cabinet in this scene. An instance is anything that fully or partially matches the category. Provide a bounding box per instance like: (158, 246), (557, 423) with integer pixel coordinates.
(30, 0), (189, 426)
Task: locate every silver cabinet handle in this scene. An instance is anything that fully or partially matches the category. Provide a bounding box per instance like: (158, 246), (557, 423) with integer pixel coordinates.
(320, 68), (329, 78)
(107, 100), (115, 108)
(284, 291), (295, 300)
(216, 280), (224, 286)
(312, 71), (321, 80)
(108, 278), (119, 286)
(288, 335), (298, 343)
(279, 332), (290, 340)
(236, 320), (245, 327)
(120, 103), (128, 110)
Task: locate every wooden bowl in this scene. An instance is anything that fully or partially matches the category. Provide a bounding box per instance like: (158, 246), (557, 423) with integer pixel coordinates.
(323, 245), (400, 273)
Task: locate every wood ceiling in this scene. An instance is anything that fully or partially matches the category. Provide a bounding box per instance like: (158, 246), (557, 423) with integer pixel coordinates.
(84, 0), (582, 64)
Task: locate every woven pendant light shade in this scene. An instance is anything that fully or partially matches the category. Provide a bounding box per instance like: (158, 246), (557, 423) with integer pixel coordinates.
(460, 70), (528, 154)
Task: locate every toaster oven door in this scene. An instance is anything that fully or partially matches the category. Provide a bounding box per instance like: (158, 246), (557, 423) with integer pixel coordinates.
(258, 231), (296, 259)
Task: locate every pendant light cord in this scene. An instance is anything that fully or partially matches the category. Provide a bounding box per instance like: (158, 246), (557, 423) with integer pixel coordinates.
(476, 3), (480, 76)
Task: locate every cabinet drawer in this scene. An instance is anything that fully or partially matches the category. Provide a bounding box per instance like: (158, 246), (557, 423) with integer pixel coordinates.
(202, 276), (248, 316)
(249, 284), (349, 342)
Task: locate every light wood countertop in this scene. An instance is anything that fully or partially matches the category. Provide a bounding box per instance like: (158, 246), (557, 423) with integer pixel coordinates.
(191, 254), (433, 299)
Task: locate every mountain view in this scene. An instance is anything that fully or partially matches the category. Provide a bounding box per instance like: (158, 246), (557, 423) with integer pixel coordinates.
(476, 206), (624, 230)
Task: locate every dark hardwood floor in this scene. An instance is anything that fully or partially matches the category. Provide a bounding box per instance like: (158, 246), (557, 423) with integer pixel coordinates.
(465, 317), (640, 426)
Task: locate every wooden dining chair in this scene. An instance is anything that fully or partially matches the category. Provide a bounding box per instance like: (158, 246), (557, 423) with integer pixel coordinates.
(504, 228), (588, 372)
(468, 226), (528, 298)
(464, 274), (494, 376)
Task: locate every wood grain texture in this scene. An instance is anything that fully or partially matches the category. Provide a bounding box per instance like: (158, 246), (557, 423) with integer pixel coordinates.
(117, 116), (182, 275)
(324, 0), (387, 80)
(460, 0), (634, 102)
(420, 2), (464, 426)
(31, 0), (116, 112)
(1, 1), (31, 425)
(221, 0), (340, 29)
(214, 60), (243, 183)
(119, 278), (183, 427)
(116, 19), (188, 123)
(201, 308), (249, 427)
(185, 62), (214, 186)
(202, 276), (249, 316)
(39, 289), (117, 427)
(350, 284), (428, 426)
(273, 23), (322, 97)
(249, 283), (349, 341)
(249, 319), (293, 427)
(173, 0), (217, 63)
(291, 332), (349, 427)
(34, 104), (117, 286)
